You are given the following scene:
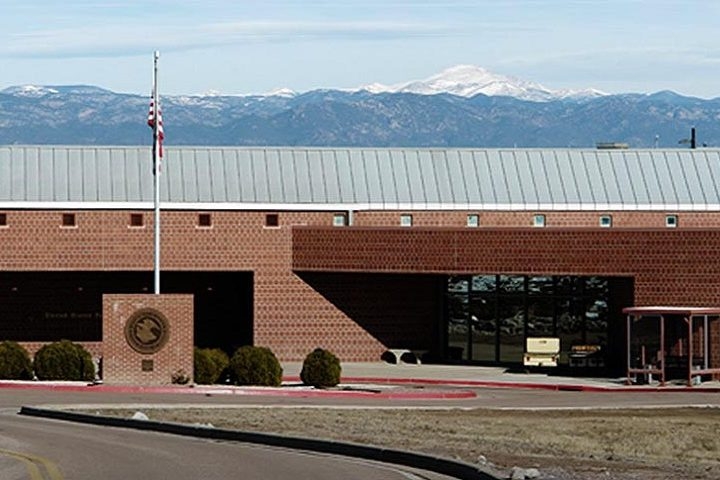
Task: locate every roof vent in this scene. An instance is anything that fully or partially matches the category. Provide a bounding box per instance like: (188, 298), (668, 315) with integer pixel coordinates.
(596, 142), (629, 150)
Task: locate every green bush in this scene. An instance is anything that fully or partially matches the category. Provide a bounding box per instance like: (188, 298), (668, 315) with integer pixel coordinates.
(0, 341), (33, 380)
(300, 348), (341, 388)
(194, 347), (230, 385)
(207, 348), (230, 382)
(229, 346), (282, 386)
(33, 340), (95, 381)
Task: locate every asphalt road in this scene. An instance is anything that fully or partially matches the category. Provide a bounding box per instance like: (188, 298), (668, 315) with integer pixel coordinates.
(0, 389), (472, 480)
(2, 385), (719, 480)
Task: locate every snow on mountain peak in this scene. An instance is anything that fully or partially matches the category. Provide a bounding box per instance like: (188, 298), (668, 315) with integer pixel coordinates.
(263, 87), (297, 98)
(356, 65), (605, 102)
(2, 85), (59, 97)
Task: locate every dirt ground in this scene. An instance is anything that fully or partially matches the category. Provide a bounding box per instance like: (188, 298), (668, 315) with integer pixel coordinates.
(83, 406), (720, 480)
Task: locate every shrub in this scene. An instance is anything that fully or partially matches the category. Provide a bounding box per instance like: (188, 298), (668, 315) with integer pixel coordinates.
(0, 341), (33, 380)
(207, 348), (230, 382)
(300, 348), (341, 388)
(229, 346), (282, 386)
(194, 347), (230, 385)
(171, 369), (191, 385)
(33, 340), (95, 381)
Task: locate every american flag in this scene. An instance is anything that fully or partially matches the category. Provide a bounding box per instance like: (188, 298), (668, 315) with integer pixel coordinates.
(147, 96), (164, 163)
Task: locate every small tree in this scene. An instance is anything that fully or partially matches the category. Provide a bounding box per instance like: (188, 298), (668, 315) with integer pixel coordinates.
(229, 346), (282, 387)
(300, 348), (341, 388)
(0, 341), (33, 380)
(33, 340), (95, 381)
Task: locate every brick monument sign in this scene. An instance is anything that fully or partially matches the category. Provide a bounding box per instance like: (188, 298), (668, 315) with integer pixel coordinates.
(102, 294), (193, 385)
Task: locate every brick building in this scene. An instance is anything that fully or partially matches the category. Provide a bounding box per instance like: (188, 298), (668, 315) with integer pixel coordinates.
(1, 145), (720, 378)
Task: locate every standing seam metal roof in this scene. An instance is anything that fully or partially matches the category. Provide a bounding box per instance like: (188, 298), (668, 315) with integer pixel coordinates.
(1, 145), (720, 211)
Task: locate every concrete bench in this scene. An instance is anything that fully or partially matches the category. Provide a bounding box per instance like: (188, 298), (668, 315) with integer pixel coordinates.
(382, 349), (427, 365)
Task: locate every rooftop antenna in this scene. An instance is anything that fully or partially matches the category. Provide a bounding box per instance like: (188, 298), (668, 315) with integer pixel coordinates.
(654, 134), (659, 149)
(678, 127), (697, 149)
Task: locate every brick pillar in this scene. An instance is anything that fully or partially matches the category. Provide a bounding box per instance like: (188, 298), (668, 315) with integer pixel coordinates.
(102, 294), (193, 385)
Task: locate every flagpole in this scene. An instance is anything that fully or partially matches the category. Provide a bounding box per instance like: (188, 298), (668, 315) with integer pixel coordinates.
(152, 50), (161, 295)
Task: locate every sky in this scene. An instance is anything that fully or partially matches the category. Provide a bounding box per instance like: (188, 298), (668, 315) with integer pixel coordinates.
(1, 0), (718, 98)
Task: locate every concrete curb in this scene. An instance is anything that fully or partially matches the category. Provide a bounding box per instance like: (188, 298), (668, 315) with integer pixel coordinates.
(4, 378), (718, 394)
(19, 406), (500, 480)
(333, 377), (720, 393)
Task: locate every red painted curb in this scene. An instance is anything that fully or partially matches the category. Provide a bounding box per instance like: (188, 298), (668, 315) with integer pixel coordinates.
(313, 376), (720, 393)
(0, 381), (476, 399)
(3, 378), (718, 395)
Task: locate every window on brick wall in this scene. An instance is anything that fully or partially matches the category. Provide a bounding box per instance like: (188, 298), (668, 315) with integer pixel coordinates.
(599, 215), (612, 228)
(198, 213), (212, 227)
(400, 214), (413, 227)
(62, 213), (76, 227)
(265, 213), (279, 227)
(532, 214), (545, 227)
(666, 214), (678, 228)
(332, 213), (347, 227)
(0, 212), (6, 226)
(466, 214), (479, 227)
(130, 213), (144, 227)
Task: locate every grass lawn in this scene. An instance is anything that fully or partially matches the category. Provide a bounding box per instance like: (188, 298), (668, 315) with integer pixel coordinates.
(80, 406), (720, 479)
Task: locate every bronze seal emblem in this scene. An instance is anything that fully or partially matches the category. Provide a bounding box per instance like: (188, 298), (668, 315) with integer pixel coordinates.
(124, 308), (170, 354)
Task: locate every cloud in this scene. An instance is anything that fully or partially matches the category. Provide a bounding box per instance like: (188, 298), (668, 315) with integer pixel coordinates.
(0, 19), (458, 59)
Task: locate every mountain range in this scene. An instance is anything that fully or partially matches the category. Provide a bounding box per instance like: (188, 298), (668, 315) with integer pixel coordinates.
(1, 65), (718, 148)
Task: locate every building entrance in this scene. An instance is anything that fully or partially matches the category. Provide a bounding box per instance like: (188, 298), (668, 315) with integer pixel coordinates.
(445, 274), (633, 369)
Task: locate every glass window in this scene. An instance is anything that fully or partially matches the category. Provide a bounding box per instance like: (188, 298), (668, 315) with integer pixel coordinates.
(62, 213), (76, 227)
(584, 277), (608, 294)
(665, 214), (678, 228)
(448, 276), (469, 293)
(446, 289), (469, 362)
(498, 297), (525, 362)
(498, 275), (525, 293)
(556, 298), (585, 363)
(332, 213), (347, 227)
(471, 275), (496, 292)
(400, 214), (413, 227)
(470, 295), (496, 361)
(198, 213), (212, 227)
(528, 276), (553, 295)
(556, 276), (581, 295)
(130, 213), (144, 227)
(599, 215), (612, 227)
(585, 299), (608, 347)
(265, 213), (279, 227)
(533, 214), (545, 227)
(527, 298), (555, 337)
(466, 214), (479, 227)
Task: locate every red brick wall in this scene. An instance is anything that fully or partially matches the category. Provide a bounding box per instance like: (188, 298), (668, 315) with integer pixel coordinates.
(293, 227), (720, 307)
(3, 209), (720, 362)
(102, 294), (193, 385)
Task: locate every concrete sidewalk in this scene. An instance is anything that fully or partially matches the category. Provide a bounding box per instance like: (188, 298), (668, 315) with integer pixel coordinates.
(283, 362), (720, 392)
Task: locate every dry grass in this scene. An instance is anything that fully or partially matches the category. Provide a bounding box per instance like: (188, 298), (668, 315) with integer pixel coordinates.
(82, 406), (720, 479)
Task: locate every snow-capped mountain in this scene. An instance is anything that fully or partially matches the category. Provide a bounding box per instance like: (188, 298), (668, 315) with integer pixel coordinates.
(0, 66), (718, 148)
(357, 65), (606, 102)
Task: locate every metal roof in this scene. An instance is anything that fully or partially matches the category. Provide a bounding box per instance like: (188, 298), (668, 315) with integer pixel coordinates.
(1, 145), (720, 211)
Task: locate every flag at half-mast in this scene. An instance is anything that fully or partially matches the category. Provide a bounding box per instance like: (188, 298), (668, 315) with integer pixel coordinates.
(147, 94), (164, 170)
